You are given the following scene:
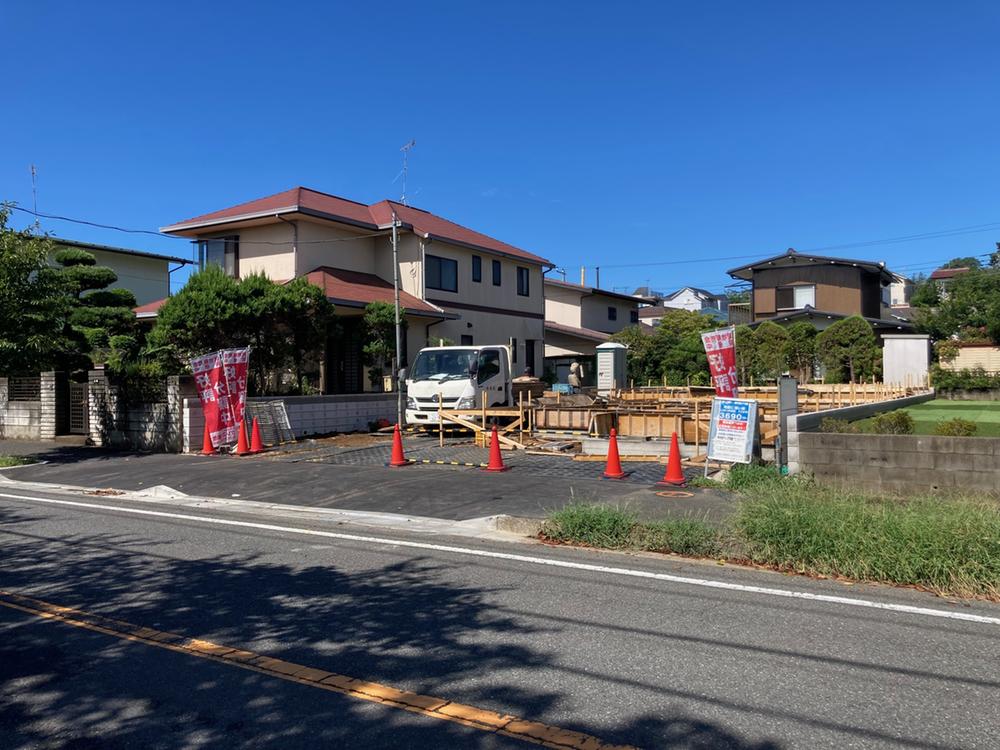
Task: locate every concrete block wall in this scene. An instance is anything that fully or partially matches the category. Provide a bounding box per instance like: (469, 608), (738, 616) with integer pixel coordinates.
(796, 432), (1000, 494)
(785, 391), (936, 475)
(0, 377), (43, 439)
(181, 393), (397, 453)
(39, 372), (57, 440)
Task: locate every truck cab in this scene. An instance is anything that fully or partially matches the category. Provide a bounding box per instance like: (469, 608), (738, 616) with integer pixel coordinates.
(404, 345), (512, 425)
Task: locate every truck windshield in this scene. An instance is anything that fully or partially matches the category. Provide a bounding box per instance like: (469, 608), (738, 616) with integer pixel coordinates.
(409, 349), (478, 382)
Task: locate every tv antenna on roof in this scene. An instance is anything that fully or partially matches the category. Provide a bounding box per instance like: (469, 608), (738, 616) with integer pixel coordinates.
(399, 140), (415, 205)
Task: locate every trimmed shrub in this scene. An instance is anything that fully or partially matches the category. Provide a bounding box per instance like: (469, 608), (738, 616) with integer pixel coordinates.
(934, 418), (978, 437)
(820, 417), (860, 434)
(869, 411), (915, 434)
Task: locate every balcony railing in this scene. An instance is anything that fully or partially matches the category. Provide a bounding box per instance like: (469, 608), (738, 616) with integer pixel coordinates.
(728, 302), (751, 325)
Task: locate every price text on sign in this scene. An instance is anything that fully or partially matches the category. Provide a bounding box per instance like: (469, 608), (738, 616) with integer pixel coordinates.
(707, 397), (757, 464)
(701, 327), (739, 398)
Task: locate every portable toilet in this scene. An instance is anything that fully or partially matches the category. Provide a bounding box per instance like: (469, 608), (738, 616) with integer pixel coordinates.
(595, 342), (627, 396)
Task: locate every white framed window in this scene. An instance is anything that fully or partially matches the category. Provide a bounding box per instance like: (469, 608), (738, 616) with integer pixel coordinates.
(776, 285), (815, 310)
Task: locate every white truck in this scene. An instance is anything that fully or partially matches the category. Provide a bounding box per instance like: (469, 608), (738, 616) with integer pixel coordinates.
(403, 345), (512, 426)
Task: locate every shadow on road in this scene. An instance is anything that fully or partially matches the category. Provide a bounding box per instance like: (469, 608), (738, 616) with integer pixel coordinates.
(0, 505), (782, 748)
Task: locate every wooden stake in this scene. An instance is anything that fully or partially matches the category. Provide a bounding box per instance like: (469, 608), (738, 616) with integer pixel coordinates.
(438, 392), (444, 447)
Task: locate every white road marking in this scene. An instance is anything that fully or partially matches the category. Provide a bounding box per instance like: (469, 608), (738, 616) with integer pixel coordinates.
(3, 490), (999, 627)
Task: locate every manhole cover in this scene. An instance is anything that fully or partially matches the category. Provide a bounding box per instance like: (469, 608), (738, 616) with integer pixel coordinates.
(655, 490), (694, 498)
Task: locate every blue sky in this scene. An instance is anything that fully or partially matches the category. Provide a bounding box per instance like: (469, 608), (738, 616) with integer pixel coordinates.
(2, 1), (998, 294)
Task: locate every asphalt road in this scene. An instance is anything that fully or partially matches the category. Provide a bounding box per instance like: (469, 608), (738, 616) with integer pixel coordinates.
(1, 484), (999, 749)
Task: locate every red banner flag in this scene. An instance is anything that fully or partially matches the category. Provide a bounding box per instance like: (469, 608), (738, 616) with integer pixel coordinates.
(701, 327), (739, 398)
(191, 347), (250, 447)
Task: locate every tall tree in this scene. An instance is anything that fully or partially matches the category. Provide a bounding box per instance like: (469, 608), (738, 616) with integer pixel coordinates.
(734, 324), (757, 386)
(815, 316), (879, 383)
(783, 321), (817, 382)
(0, 205), (70, 373)
(49, 247), (137, 371)
(751, 321), (789, 381)
(610, 309), (718, 386)
(913, 268), (1000, 345)
(148, 266), (334, 393)
(941, 256), (982, 270)
(362, 301), (405, 390)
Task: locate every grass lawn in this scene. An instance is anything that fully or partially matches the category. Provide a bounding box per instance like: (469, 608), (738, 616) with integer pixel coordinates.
(854, 399), (1000, 437)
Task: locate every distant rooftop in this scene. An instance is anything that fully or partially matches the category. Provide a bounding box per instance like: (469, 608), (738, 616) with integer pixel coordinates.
(52, 237), (193, 265)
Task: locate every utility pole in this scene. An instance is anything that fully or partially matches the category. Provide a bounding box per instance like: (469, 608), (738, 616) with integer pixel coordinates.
(391, 208), (404, 428)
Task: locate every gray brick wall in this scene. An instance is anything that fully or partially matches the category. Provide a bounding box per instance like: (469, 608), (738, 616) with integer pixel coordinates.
(797, 432), (999, 494)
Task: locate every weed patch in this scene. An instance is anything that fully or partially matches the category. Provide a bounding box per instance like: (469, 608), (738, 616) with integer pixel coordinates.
(0, 455), (35, 468)
(543, 473), (1000, 599)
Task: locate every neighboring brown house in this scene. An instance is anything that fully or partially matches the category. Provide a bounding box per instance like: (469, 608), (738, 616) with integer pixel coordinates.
(726, 249), (914, 333)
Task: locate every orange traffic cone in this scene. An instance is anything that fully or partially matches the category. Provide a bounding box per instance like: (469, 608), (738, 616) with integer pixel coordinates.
(657, 431), (686, 486)
(199, 423), (215, 456)
(389, 423), (411, 467)
(235, 420), (251, 456)
(484, 424), (508, 472)
(249, 417), (264, 454)
(602, 427), (628, 479)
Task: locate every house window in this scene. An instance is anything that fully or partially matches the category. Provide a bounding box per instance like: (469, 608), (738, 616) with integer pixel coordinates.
(201, 236), (239, 277)
(472, 255), (482, 283)
(511, 337), (517, 363)
(630, 309), (639, 323)
(608, 306), (617, 321)
(776, 285), (815, 310)
(461, 334), (474, 346)
(492, 259), (502, 286)
(525, 339), (536, 374)
(426, 254), (458, 292)
(517, 267), (530, 296)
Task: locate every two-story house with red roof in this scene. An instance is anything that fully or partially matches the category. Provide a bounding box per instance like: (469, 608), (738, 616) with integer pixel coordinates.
(160, 187), (551, 393)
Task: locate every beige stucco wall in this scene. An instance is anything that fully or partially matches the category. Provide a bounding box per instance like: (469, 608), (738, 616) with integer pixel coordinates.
(50, 248), (171, 306)
(373, 234), (422, 298)
(201, 223), (296, 281)
(297, 220), (377, 276)
(544, 285), (584, 327)
(428, 308), (543, 377)
(419, 239), (545, 317)
(580, 294), (637, 333)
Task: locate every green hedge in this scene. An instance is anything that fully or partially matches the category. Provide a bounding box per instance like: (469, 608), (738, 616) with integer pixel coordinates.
(930, 365), (1000, 391)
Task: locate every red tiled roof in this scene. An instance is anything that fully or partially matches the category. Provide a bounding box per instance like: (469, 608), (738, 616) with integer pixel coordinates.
(162, 187), (551, 266)
(929, 267), (970, 280)
(134, 298), (167, 317)
(302, 267), (452, 318)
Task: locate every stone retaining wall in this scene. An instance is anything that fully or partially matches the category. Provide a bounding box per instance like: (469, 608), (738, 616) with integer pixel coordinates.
(797, 432), (999, 494)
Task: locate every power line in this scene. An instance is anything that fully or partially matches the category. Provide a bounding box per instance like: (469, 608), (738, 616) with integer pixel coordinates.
(4, 204), (389, 246)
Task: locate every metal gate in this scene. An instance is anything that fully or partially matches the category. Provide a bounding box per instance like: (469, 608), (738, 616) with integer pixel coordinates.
(69, 382), (89, 435)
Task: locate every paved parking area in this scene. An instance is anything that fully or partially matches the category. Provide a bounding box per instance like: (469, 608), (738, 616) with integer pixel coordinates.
(2, 437), (732, 524)
(274, 435), (682, 484)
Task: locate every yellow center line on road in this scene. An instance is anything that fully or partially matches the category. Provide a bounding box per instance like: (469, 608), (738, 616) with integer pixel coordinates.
(0, 589), (633, 750)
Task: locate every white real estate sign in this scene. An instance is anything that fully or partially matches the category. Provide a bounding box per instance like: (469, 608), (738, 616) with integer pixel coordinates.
(707, 397), (757, 464)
